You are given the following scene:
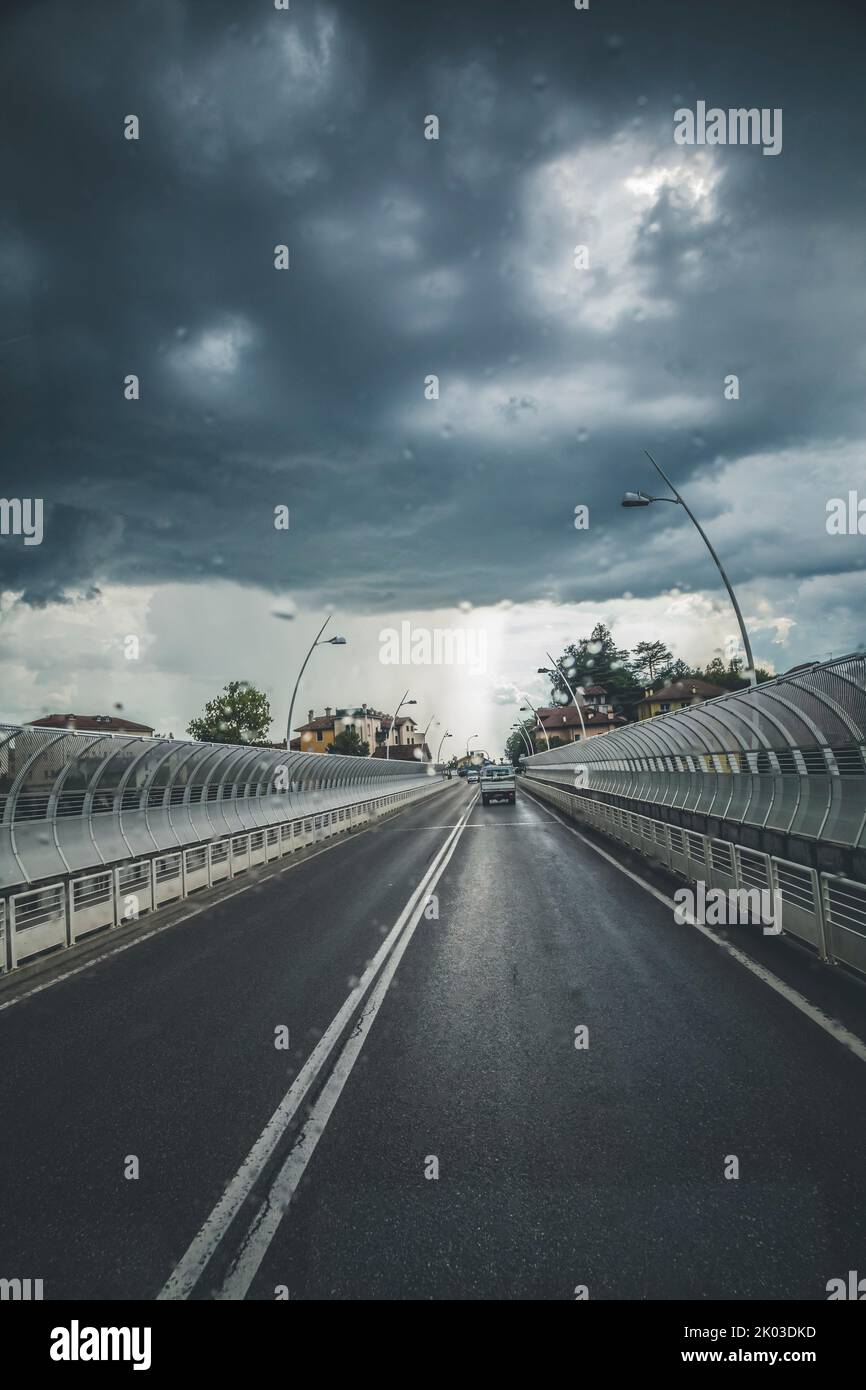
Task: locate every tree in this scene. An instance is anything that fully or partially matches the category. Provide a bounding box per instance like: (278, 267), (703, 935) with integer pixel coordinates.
(187, 681), (272, 744)
(505, 721), (537, 765)
(631, 640), (674, 682)
(327, 729), (370, 757)
(549, 622), (632, 704)
(665, 658), (694, 682)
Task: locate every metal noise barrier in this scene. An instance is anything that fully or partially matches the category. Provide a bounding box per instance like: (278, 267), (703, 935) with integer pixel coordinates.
(523, 653), (866, 850)
(0, 726), (447, 972)
(522, 653), (866, 976)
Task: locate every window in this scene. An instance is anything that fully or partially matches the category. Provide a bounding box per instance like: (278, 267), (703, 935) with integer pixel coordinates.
(316, 730), (324, 742)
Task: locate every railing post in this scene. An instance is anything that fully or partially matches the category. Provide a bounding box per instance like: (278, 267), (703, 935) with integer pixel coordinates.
(66, 880), (76, 948)
(8, 896), (18, 970)
(819, 873), (835, 964)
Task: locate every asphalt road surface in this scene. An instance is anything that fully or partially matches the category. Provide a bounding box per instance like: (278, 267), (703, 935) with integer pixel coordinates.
(1, 779), (865, 1301)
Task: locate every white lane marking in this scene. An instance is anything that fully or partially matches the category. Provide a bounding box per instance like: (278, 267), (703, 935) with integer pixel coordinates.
(522, 788), (866, 1066)
(390, 824), (541, 830)
(216, 794), (474, 1299)
(0, 790), (455, 1014)
(158, 793), (478, 1301)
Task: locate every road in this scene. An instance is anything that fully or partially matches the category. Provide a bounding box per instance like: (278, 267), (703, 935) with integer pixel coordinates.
(1, 779), (865, 1301)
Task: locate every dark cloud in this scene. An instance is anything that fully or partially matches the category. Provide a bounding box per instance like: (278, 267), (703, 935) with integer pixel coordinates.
(1, 0), (865, 663)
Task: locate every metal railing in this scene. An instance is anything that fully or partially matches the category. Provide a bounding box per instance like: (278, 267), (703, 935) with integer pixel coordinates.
(522, 654), (866, 854)
(521, 654), (866, 976)
(522, 777), (865, 976)
(0, 724), (447, 972)
(0, 778), (445, 973)
(0, 724), (441, 888)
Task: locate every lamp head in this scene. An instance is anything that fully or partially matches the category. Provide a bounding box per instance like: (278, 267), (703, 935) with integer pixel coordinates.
(621, 491), (652, 508)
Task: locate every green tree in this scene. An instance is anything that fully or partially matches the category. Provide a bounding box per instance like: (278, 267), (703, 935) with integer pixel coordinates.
(631, 639), (674, 682)
(505, 721), (536, 765)
(187, 681), (272, 744)
(327, 729), (370, 757)
(550, 622), (632, 703)
(665, 658), (694, 682)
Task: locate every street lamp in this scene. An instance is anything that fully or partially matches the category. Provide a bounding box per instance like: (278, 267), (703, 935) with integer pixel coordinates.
(519, 695), (551, 750)
(538, 651), (587, 741)
(511, 721), (533, 756)
(467, 733), (479, 757)
(280, 614), (347, 750)
(385, 691), (417, 759)
(622, 451), (757, 685)
(437, 729), (452, 763)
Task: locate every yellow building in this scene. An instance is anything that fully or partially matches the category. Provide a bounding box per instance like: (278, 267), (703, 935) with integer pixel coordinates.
(636, 679), (726, 720)
(291, 705), (422, 754)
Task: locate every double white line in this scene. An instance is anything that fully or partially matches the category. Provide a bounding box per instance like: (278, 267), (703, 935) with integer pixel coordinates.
(158, 792), (477, 1301)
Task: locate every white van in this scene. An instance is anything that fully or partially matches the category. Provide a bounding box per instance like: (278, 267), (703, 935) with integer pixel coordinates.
(480, 764), (516, 806)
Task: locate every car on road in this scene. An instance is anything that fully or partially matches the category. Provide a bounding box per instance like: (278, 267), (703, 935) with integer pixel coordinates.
(480, 763), (516, 805)
(466, 769), (479, 784)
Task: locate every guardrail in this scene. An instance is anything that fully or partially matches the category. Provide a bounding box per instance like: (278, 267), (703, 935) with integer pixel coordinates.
(0, 776), (445, 973)
(522, 653), (866, 874)
(522, 776), (866, 977)
(0, 722), (447, 973)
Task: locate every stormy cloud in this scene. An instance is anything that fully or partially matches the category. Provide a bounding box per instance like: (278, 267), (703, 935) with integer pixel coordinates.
(1, 0), (865, 694)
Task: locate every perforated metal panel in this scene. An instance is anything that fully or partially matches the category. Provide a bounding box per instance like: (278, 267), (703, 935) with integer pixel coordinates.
(523, 655), (866, 849)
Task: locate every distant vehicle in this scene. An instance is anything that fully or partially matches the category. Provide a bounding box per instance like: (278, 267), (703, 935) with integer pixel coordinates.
(481, 763), (516, 805)
(466, 769), (479, 784)
(457, 767), (469, 778)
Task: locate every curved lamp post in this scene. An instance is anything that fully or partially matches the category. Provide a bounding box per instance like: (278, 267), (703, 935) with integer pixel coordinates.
(282, 614), (347, 750)
(622, 451), (756, 685)
(519, 695), (551, 750)
(511, 721), (533, 757)
(538, 652), (587, 742)
(467, 733), (479, 758)
(436, 729), (452, 763)
(385, 691), (417, 759)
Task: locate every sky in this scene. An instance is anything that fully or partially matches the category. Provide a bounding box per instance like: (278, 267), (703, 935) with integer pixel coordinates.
(1, 0), (865, 754)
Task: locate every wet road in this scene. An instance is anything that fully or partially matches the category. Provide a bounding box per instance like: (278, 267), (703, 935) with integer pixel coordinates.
(1, 779), (865, 1300)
